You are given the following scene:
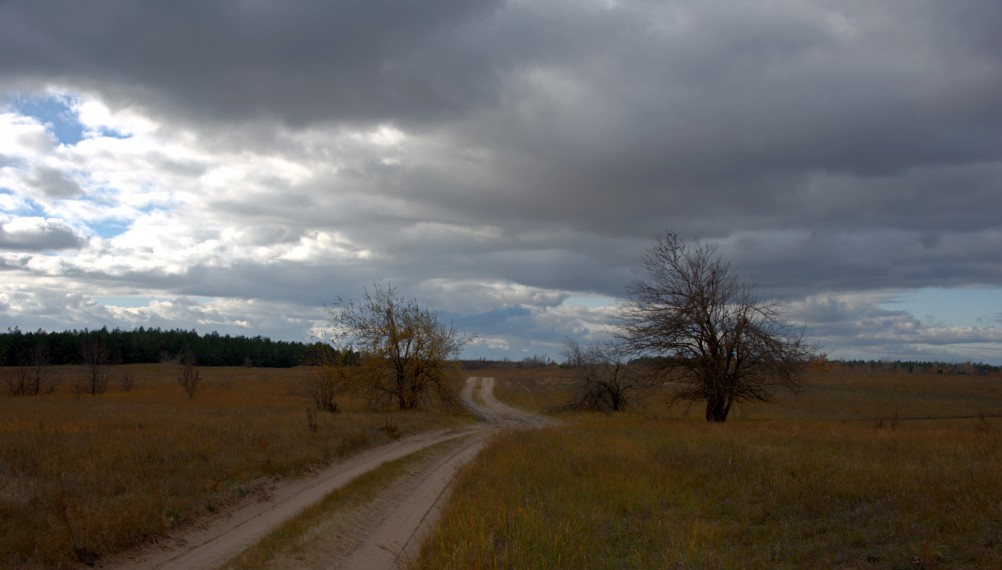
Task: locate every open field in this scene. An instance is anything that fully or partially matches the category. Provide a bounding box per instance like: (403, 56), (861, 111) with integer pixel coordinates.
(4, 364), (1001, 569)
(417, 367), (1002, 569)
(0, 364), (468, 569)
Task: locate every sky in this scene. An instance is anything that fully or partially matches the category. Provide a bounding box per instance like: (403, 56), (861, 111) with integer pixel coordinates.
(1, 1), (1000, 364)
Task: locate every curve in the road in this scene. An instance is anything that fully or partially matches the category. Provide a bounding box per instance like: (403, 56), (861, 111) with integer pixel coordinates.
(105, 376), (546, 570)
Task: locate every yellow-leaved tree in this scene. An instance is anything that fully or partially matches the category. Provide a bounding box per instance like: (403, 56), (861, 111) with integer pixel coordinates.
(327, 284), (471, 410)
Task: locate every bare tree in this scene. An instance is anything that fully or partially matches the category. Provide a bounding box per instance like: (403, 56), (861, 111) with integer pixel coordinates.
(7, 342), (53, 396)
(328, 284), (471, 410)
(564, 340), (638, 412)
(176, 348), (200, 399)
(27, 341), (51, 396)
(6, 364), (31, 396)
(79, 338), (112, 396)
(617, 232), (813, 422)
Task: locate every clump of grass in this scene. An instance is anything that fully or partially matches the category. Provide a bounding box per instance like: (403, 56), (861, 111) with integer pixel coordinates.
(0, 364), (466, 569)
(417, 417), (1002, 569)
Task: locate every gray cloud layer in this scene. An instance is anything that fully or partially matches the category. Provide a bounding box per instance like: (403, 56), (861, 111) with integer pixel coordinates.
(1, 1), (1000, 361)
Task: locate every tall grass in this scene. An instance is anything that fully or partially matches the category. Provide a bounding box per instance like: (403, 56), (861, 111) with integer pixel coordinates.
(417, 370), (1002, 569)
(0, 364), (466, 569)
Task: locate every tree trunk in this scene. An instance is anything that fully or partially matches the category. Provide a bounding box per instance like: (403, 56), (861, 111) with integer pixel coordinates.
(397, 379), (421, 409)
(704, 392), (730, 422)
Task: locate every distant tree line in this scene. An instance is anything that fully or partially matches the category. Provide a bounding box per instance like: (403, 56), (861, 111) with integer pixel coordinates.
(0, 326), (326, 368)
(460, 354), (555, 370)
(810, 356), (1000, 376)
(459, 354), (1000, 376)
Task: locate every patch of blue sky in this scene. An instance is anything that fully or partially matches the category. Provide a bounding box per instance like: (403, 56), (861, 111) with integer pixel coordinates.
(881, 287), (1002, 327)
(0, 187), (15, 206)
(88, 218), (131, 238)
(6, 93), (84, 146)
(91, 125), (129, 140)
(0, 190), (46, 216)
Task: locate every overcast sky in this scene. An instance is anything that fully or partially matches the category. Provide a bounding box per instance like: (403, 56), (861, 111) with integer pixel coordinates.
(1, 1), (1000, 363)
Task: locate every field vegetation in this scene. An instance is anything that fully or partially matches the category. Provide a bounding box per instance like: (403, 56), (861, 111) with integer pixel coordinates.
(4, 360), (1000, 569)
(417, 366), (1002, 569)
(0, 364), (467, 569)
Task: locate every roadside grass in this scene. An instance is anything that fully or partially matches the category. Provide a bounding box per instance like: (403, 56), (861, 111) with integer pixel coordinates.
(224, 435), (473, 570)
(417, 370), (1002, 569)
(0, 364), (467, 570)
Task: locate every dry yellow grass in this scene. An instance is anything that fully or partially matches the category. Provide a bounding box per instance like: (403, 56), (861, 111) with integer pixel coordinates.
(0, 364), (467, 569)
(417, 369), (1002, 569)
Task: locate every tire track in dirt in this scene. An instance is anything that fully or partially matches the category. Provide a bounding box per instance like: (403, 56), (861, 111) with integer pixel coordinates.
(103, 377), (546, 570)
(330, 376), (551, 569)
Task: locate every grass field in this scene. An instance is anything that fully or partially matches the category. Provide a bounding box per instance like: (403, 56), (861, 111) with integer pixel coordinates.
(0, 364), (467, 569)
(4, 363), (1000, 569)
(416, 367), (1002, 569)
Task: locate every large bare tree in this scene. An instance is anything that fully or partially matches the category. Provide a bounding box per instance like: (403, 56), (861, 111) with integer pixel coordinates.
(328, 284), (470, 410)
(617, 232), (812, 422)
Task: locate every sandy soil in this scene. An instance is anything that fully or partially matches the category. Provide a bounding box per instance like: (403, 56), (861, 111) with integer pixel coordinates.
(101, 377), (547, 570)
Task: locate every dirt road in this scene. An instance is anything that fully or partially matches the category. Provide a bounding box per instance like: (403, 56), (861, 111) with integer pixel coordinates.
(104, 377), (546, 570)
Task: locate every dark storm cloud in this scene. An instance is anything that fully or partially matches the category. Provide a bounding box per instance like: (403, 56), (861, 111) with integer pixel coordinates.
(0, 0), (503, 127)
(445, 1), (1002, 241)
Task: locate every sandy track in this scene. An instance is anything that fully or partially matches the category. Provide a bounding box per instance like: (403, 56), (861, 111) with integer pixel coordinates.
(103, 377), (545, 570)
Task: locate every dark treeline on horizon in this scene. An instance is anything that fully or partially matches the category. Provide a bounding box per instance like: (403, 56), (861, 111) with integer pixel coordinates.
(0, 326), (327, 368)
(817, 358), (1000, 376)
(1, 327), (998, 374)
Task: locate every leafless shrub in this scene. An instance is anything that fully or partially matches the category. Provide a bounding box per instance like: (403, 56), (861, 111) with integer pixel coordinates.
(79, 339), (112, 396)
(6, 365), (32, 396)
(7, 342), (51, 396)
(71, 379), (88, 401)
(27, 342), (51, 396)
(176, 349), (200, 399)
(565, 340), (639, 412)
(118, 371), (138, 392)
